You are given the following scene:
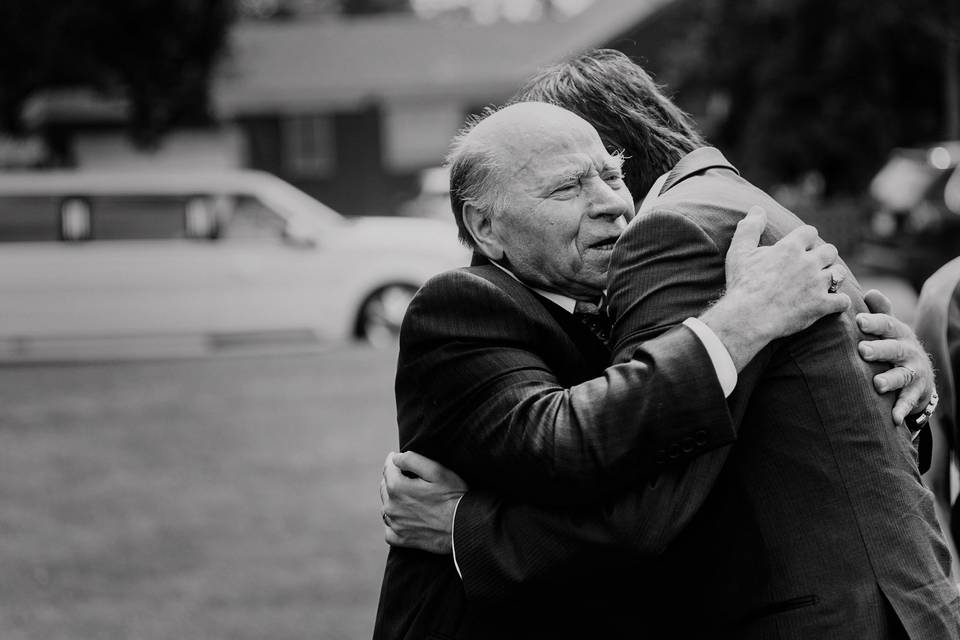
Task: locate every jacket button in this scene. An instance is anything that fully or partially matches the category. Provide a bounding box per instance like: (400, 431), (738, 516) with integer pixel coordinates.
(694, 430), (708, 446)
(682, 437), (694, 453)
(667, 444), (680, 459)
(655, 450), (667, 464)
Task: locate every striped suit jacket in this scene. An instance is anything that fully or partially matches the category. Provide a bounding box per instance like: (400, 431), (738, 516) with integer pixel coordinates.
(373, 259), (737, 639)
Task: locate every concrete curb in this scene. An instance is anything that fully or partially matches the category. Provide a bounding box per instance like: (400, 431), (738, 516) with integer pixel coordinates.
(0, 329), (334, 364)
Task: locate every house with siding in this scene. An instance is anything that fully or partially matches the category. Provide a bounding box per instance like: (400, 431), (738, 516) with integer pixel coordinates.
(23, 0), (676, 217)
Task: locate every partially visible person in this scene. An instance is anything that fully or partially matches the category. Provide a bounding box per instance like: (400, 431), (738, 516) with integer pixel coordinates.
(917, 256), (960, 581)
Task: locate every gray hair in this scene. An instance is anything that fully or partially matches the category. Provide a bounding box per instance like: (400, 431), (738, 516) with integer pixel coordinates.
(445, 107), (505, 250)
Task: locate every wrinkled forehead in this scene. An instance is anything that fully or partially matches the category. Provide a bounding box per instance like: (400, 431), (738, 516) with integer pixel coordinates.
(491, 115), (610, 182)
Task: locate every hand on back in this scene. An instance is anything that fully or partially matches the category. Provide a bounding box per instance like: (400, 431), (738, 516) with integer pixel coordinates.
(701, 206), (848, 371)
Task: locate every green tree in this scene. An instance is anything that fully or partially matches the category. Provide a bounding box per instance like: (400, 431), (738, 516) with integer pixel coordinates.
(0, 0), (234, 146)
(667, 0), (958, 195)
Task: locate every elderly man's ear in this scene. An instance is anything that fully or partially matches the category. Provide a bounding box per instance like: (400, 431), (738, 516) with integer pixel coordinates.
(463, 204), (505, 261)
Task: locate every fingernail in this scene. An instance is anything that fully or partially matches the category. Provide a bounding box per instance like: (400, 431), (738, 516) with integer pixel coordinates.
(874, 375), (887, 392)
(860, 344), (873, 358)
(856, 314), (867, 328)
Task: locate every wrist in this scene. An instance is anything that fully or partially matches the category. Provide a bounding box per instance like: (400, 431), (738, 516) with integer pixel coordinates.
(700, 293), (771, 372)
(905, 392), (939, 434)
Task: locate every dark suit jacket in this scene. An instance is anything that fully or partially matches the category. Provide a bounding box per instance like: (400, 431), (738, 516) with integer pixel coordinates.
(374, 261), (739, 639)
(602, 148), (959, 639)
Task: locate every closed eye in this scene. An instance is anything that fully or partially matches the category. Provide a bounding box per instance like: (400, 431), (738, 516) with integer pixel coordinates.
(551, 181), (581, 197)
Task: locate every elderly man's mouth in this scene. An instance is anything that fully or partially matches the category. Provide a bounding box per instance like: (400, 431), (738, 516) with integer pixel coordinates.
(588, 238), (619, 251)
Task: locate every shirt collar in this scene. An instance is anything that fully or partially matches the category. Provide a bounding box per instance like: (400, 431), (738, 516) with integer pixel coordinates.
(489, 261), (578, 313)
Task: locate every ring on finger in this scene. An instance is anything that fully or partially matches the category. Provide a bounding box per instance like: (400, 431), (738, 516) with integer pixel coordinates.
(827, 271), (842, 294)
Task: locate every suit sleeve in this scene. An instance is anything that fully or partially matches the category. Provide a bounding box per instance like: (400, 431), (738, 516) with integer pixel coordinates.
(453, 208), (771, 601)
(398, 268), (734, 506)
(454, 445), (731, 603)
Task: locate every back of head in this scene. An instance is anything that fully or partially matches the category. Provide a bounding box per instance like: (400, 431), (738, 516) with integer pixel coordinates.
(513, 49), (705, 198)
(446, 107), (500, 249)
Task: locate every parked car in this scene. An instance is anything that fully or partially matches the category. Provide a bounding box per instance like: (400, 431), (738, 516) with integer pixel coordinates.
(0, 170), (468, 360)
(396, 166), (452, 220)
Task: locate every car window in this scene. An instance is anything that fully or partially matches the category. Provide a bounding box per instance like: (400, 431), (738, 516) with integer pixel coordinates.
(91, 196), (187, 240)
(0, 196), (60, 242)
(221, 196), (287, 242)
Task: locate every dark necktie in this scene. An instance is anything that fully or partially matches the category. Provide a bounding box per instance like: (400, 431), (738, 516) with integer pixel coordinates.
(572, 300), (611, 345)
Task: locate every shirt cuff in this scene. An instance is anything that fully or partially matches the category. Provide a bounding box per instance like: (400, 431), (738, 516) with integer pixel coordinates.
(451, 494), (465, 580)
(683, 317), (737, 397)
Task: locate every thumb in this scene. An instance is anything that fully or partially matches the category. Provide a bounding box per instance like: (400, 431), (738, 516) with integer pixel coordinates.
(394, 451), (445, 482)
(727, 205), (767, 263)
(863, 289), (892, 315)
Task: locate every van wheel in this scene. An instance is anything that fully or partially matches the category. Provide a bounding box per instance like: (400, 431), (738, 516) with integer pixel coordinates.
(355, 283), (417, 347)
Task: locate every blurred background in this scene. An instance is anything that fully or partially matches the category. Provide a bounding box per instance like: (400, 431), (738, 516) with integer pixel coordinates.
(0, 0), (957, 637)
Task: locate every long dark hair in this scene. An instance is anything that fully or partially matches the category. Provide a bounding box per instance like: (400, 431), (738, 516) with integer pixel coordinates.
(512, 49), (705, 198)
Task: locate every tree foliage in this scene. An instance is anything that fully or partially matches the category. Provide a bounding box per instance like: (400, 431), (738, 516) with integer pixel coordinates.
(0, 0), (234, 146)
(665, 0), (958, 195)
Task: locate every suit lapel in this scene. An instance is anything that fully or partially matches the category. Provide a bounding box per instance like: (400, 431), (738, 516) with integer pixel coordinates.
(660, 147), (740, 195)
(469, 258), (611, 378)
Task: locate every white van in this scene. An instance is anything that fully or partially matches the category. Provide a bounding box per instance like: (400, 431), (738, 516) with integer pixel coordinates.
(0, 170), (467, 360)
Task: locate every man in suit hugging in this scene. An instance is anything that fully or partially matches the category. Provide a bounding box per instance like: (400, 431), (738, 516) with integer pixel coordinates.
(375, 51), (951, 639)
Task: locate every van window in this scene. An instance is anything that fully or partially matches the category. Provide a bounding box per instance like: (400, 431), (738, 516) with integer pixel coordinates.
(283, 115), (335, 177)
(221, 196), (287, 242)
(0, 196), (59, 242)
(91, 195), (186, 240)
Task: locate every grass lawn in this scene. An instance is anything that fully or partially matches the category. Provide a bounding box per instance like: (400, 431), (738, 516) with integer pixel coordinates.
(0, 347), (400, 640)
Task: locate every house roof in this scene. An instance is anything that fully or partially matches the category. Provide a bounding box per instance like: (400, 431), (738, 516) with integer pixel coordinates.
(215, 0), (674, 115)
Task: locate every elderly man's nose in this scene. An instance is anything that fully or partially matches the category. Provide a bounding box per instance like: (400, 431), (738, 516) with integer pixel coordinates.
(587, 179), (630, 218)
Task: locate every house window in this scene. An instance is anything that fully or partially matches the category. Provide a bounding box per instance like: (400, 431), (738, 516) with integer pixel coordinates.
(283, 114), (334, 177)
(384, 100), (463, 172)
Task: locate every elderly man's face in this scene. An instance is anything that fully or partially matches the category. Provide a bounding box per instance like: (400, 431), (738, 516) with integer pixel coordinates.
(488, 107), (633, 300)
